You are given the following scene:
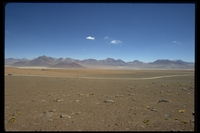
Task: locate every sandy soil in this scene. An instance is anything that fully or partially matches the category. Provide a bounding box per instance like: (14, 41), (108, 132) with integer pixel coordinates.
(4, 67), (195, 131)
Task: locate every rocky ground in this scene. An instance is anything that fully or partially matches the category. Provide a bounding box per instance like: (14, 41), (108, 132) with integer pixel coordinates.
(4, 67), (195, 131)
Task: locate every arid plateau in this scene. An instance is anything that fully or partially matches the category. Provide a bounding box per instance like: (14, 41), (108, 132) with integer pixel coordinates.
(4, 67), (195, 131)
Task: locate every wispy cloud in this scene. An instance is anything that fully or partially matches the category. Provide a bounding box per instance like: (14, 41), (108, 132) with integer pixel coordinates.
(86, 36), (95, 40)
(172, 41), (182, 44)
(104, 36), (108, 39)
(110, 40), (123, 45)
(104, 36), (123, 46)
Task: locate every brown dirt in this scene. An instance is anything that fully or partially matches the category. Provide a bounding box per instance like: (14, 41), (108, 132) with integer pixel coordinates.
(4, 67), (195, 131)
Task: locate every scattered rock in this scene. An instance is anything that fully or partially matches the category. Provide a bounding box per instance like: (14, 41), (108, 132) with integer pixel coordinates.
(87, 93), (94, 95)
(182, 120), (188, 124)
(74, 100), (79, 102)
(104, 99), (115, 103)
(157, 99), (169, 103)
(9, 117), (16, 123)
(160, 91), (164, 94)
(190, 119), (194, 123)
(85, 93), (94, 97)
(128, 93), (134, 96)
(116, 94), (123, 97)
(53, 98), (63, 102)
(182, 87), (188, 91)
(167, 90), (172, 93)
(43, 112), (53, 117)
(60, 114), (71, 119)
(190, 86), (194, 90)
(151, 108), (157, 112)
(78, 93), (84, 96)
(48, 119), (53, 122)
(75, 111), (81, 115)
(49, 109), (56, 113)
(164, 114), (169, 117)
(17, 111), (21, 115)
(143, 119), (149, 123)
(192, 111), (195, 115)
(146, 106), (150, 109)
(179, 110), (185, 113)
(132, 99), (137, 101)
(130, 86), (134, 89)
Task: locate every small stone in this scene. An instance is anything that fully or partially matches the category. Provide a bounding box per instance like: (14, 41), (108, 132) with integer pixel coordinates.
(128, 93), (134, 96)
(9, 118), (16, 123)
(132, 99), (136, 101)
(179, 110), (185, 113)
(104, 99), (115, 103)
(157, 99), (169, 103)
(44, 112), (53, 117)
(182, 87), (188, 91)
(75, 111), (81, 115)
(164, 114), (169, 117)
(143, 119), (149, 123)
(190, 119), (194, 123)
(160, 91), (164, 94)
(48, 119), (53, 122)
(167, 90), (172, 93)
(190, 86), (194, 89)
(53, 98), (62, 102)
(146, 106), (150, 109)
(192, 111), (195, 115)
(151, 108), (157, 112)
(182, 120), (188, 124)
(116, 94), (120, 97)
(60, 114), (71, 119)
(74, 100), (79, 102)
(49, 109), (56, 113)
(78, 93), (84, 96)
(17, 111), (21, 115)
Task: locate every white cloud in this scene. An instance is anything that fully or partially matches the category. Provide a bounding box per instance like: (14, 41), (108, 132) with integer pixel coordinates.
(104, 36), (108, 39)
(86, 36), (95, 40)
(173, 41), (182, 44)
(110, 40), (122, 45)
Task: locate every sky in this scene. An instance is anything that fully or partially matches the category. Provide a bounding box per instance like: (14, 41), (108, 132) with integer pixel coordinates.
(5, 3), (195, 63)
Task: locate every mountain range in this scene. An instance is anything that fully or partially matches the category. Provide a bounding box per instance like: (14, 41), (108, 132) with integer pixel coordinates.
(5, 55), (194, 70)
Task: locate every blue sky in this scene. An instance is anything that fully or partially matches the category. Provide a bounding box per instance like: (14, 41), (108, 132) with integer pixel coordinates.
(5, 3), (195, 62)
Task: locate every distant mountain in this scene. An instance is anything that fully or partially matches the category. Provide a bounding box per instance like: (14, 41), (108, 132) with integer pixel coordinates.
(5, 58), (28, 65)
(51, 62), (85, 68)
(127, 60), (145, 66)
(98, 58), (126, 66)
(5, 56), (194, 69)
(78, 59), (99, 65)
(148, 59), (194, 69)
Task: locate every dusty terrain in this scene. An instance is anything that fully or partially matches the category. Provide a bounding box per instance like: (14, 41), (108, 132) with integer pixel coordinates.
(4, 67), (195, 131)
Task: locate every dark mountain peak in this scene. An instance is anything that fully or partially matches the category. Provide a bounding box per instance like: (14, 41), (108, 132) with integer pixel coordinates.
(83, 58), (98, 61)
(152, 59), (172, 64)
(105, 58), (115, 61)
(51, 62), (84, 68)
(133, 60), (142, 63)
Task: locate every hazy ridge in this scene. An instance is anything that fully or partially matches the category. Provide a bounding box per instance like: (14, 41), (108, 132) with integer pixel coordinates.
(5, 55), (194, 70)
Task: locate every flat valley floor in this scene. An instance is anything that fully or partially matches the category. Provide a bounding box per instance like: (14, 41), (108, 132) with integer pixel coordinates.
(4, 67), (195, 131)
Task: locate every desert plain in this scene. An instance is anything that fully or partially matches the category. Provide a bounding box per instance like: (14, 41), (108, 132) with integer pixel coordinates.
(4, 67), (195, 131)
